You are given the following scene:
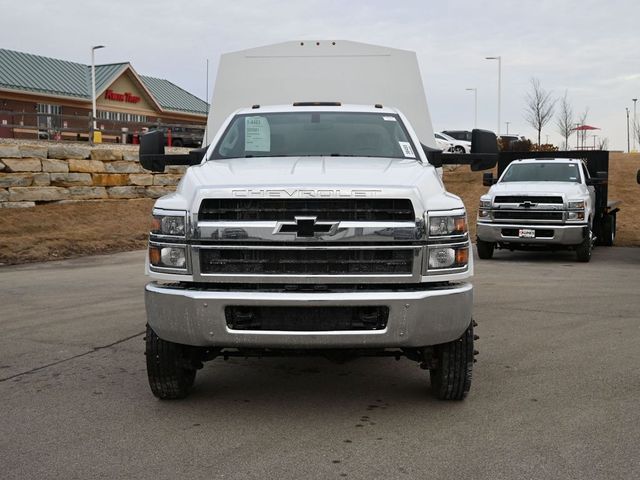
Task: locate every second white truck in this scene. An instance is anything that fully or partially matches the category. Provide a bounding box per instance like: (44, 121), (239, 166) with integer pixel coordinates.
(477, 154), (618, 262)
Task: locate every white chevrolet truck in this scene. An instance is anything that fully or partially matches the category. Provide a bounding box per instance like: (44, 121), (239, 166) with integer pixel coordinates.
(139, 41), (497, 401)
(477, 154), (618, 262)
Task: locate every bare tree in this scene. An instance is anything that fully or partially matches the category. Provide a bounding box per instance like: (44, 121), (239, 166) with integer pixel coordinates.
(598, 137), (609, 150)
(524, 78), (556, 146)
(556, 90), (574, 149)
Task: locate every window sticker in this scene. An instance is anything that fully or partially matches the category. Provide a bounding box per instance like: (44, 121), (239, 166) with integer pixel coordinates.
(569, 164), (577, 180)
(383, 116), (397, 122)
(398, 141), (415, 158)
(245, 116), (271, 152)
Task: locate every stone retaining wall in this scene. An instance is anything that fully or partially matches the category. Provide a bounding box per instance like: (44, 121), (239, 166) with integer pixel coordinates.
(0, 144), (185, 208)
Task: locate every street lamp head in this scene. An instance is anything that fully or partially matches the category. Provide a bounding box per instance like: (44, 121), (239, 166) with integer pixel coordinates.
(485, 56), (500, 60)
(465, 88), (476, 91)
(633, 98), (638, 102)
(92, 45), (106, 51)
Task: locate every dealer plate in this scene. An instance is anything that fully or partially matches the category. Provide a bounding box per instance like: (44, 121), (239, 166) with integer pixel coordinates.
(518, 228), (535, 238)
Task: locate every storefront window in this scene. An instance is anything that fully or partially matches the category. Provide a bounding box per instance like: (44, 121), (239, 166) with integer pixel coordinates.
(36, 103), (61, 131)
(97, 110), (147, 123)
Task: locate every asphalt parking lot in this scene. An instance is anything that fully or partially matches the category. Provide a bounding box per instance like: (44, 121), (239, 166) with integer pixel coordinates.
(1, 247), (639, 479)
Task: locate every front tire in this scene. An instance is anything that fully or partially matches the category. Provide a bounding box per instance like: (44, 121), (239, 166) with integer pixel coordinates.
(476, 239), (495, 259)
(145, 324), (199, 399)
(430, 321), (474, 400)
(453, 145), (465, 153)
(576, 229), (592, 262)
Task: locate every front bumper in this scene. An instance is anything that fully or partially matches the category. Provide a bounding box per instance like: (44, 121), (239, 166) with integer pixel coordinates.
(145, 282), (473, 349)
(476, 222), (586, 245)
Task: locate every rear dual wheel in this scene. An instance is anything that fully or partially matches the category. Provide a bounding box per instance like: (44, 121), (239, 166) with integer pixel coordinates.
(600, 215), (616, 247)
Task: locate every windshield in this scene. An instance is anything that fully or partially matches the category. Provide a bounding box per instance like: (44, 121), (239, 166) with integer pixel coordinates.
(501, 162), (581, 183)
(211, 112), (418, 160)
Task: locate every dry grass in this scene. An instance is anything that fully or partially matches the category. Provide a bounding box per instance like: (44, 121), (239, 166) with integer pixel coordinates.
(1, 154), (638, 265)
(0, 199), (154, 265)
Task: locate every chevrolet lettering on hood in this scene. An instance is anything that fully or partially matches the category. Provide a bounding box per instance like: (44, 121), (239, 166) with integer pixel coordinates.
(231, 189), (382, 198)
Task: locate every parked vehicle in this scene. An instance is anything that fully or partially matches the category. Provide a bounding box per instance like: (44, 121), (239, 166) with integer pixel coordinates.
(150, 126), (204, 148)
(436, 131), (470, 153)
(139, 41), (498, 401)
(434, 133), (454, 152)
(477, 152), (619, 262)
(499, 134), (526, 149)
(442, 130), (473, 142)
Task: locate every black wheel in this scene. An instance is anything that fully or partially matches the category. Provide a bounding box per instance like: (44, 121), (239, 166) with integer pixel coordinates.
(476, 239), (495, 259)
(145, 324), (199, 399)
(600, 215), (615, 246)
(576, 229), (592, 262)
(171, 138), (183, 147)
(430, 321), (474, 400)
(453, 145), (465, 153)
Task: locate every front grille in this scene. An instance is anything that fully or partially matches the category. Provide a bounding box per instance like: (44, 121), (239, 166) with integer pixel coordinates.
(493, 211), (563, 221)
(494, 195), (563, 204)
(225, 306), (389, 331)
(199, 248), (414, 275)
(198, 199), (415, 222)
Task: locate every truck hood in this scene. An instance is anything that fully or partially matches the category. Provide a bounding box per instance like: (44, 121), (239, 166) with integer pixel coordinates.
(490, 181), (584, 197)
(160, 156), (464, 213)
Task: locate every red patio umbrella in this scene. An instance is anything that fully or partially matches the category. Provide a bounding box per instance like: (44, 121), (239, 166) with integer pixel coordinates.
(571, 124), (600, 149)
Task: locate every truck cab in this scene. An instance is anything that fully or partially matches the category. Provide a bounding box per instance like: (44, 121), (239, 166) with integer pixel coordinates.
(476, 157), (611, 262)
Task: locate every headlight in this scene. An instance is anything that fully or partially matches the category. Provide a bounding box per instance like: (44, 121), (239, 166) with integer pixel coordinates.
(567, 211), (585, 221)
(427, 245), (469, 270)
(479, 199), (491, 208)
(568, 200), (585, 209)
(151, 211), (186, 236)
(149, 245), (187, 269)
(428, 215), (467, 237)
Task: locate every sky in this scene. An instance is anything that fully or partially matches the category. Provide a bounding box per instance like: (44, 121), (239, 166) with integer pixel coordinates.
(2, 0), (639, 150)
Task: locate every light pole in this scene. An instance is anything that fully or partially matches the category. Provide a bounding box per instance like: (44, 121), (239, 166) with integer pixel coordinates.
(485, 56), (501, 136)
(465, 88), (477, 129)
(91, 45), (105, 137)
(633, 98), (637, 151)
(505, 121), (510, 134)
(626, 107), (630, 153)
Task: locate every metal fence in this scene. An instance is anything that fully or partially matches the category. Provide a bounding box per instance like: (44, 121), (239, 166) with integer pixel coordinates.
(0, 110), (205, 144)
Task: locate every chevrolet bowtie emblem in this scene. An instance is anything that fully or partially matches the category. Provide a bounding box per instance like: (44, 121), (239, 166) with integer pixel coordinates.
(520, 201), (537, 208)
(275, 216), (339, 238)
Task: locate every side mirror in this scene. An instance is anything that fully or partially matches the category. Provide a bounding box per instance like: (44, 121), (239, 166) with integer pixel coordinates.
(471, 129), (499, 154)
(139, 130), (166, 172)
(470, 129), (498, 171)
(421, 143), (442, 167)
(482, 172), (496, 186)
(637, 169), (640, 184)
(587, 171), (608, 186)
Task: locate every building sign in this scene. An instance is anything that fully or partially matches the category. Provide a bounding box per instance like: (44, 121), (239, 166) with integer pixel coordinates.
(105, 89), (141, 104)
